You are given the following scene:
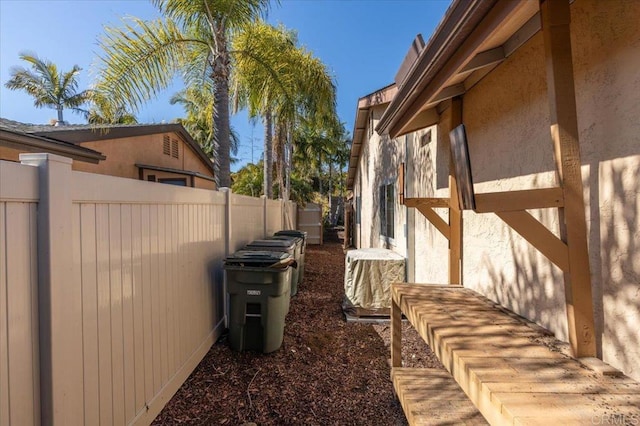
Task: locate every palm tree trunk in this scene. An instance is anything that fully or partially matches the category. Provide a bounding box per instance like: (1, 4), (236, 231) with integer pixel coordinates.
(263, 111), (273, 198)
(213, 30), (232, 188)
(317, 152), (323, 195)
(329, 156), (333, 224)
(274, 122), (285, 199)
(57, 106), (64, 124)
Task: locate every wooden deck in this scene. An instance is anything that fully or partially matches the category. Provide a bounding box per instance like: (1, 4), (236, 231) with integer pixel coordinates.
(391, 283), (640, 426)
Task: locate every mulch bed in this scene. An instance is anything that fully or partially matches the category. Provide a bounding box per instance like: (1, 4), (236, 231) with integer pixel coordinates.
(153, 229), (443, 425)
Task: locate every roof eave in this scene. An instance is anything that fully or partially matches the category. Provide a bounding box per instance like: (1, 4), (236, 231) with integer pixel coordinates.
(346, 84), (397, 191)
(0, 129), (106, 164)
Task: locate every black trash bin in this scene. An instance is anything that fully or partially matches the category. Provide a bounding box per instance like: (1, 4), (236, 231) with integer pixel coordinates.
(245, 239), (299, 296)
(224, 250), (294, 353)
(275, 230), (307, 284)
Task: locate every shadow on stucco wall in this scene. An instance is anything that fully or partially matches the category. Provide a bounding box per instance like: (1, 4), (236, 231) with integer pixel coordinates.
(593, 160), (640, 378)
(369, 131), (402, 249)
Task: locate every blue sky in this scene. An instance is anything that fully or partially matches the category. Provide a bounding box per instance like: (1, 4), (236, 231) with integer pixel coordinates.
(0, 0), (450, 171)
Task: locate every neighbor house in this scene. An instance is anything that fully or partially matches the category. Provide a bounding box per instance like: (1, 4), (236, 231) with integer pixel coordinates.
(349, 0), (640, 382)
(0, 118), (216, 189)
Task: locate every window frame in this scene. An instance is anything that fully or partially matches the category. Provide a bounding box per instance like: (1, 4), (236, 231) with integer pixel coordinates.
(378, 180), (395, 243)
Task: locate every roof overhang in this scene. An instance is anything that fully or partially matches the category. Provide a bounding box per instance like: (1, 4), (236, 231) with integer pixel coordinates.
(0, 129), (105, 164)
(377, 0), (541, 139)
(346, 84), (397, 190)
(34, 123), (215, 176)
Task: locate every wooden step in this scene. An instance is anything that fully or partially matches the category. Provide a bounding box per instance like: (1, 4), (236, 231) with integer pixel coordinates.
(392, 367), (488, 425)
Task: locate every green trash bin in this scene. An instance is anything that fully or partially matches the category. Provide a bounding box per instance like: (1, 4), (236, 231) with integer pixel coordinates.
(275, 230), (307, 284)
(245, 239), (299, 296)
(224, 250), (294, 353)
(267, 235), (302, 286)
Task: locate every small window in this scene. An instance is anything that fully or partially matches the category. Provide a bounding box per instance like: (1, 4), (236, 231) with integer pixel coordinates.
(158, 177), (187, 186)
(163, 135), (170, 155)
(171, 139), (179, 158)
(147, 175), (156, 182)
(379, 183), (394, 239)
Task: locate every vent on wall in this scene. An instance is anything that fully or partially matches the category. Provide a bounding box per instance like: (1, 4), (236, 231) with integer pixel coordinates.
(171, 139), (179, 158)
(420, 130), (432, 147)
(163, 135), (171, 155)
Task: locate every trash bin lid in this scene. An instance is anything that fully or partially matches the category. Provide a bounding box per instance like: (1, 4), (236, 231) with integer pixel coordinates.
(268, 235), (302, 245)
(224, 250), (291, 267)
(275, 230), (307, 239)
(245, 239), (296, 251)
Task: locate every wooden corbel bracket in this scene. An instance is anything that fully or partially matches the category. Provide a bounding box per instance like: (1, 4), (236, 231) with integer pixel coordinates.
(473, 187), (569, 271)
(399, 163), (452, 240)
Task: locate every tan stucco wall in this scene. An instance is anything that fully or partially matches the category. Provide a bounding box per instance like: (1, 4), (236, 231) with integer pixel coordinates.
(459, 0), (640, 380)
(74, 132), (215, 189)
(353, 0), (640, 380)
(353, 105), (407, 258)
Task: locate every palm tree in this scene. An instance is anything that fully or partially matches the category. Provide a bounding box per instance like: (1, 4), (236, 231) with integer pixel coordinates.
(5, 52), (89, 124)
(86, 89), (137, 124)
(170, 86), (240, 159)
(95, 0), (272, 188)
(232, 22), (336, 200)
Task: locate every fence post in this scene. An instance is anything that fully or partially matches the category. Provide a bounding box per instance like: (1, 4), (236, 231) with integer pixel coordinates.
(20, 153), (83, 425)
(220, 188), (232, 328)
(262, 195), (268, 237)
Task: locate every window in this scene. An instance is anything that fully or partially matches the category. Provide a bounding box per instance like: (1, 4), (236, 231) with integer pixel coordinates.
(379, 183), (394, 239)
(158, 177), (187, 186)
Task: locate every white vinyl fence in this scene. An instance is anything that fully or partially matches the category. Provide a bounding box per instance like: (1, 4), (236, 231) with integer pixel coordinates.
(0, 154), (296, 426)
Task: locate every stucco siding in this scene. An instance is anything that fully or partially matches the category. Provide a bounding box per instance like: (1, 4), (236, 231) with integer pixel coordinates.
(354, 106), (407, 258)
(352, 0), (639, 379)
(458, 0), (640, 379)
(74, 132), (214, 189)
(571, 0), (640, 380)
(406, 125), (449, 284)
(462, 29), (569, 341)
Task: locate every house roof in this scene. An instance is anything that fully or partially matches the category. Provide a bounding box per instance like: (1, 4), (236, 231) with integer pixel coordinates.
(376, 0), (540, 138)
(1, 118), (214, 175)
(0, 118), (106, 164)
(346, 84), (397, 191)
(27, 122), (215, 176)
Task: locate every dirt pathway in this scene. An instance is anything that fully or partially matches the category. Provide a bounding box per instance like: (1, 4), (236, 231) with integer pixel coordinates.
(154, 231), (440, 425)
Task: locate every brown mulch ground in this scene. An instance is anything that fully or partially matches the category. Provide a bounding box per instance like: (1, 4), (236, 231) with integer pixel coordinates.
(153, 229), (443, 425)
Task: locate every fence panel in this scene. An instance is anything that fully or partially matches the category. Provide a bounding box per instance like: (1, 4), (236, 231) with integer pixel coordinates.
(1, 156), (294, 426)
(0, 160), (40, 426)
(71, 171), (228, 425)
(265, 199), (283, 236)
(229, 193), (265, 251)
(285, 201), (297, 230)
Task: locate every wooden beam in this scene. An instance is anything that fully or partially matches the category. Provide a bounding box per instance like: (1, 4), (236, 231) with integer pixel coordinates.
(461, 46), (505, 73)
(432, 84), (466, 105)
(504, 12), (542, 57)
(540, 0), (596, 357)
(449, 97), (463, 285)
(496, 210), (569, 271)
(398, 163), (405, 205)
(391, 293), (402, 368)
(404, 197), (449, 209)
(392, 107), (440, 137)
(417, 206), (451, 240)
(474, 187), (564, 213)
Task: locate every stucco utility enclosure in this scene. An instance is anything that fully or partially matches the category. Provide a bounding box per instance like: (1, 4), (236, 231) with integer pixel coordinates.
(348, 0), (640, 382)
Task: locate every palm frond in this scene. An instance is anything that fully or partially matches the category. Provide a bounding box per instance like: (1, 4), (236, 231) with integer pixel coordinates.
(96, 17), (207, 112)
